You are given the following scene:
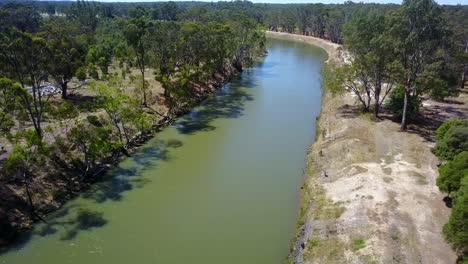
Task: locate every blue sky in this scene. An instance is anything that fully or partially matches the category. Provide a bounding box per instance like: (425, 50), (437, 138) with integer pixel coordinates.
(90, 0), (468, 5)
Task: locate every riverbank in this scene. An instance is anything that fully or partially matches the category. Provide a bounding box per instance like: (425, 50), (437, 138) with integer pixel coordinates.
(0, 59), (248, 248)
(0, 38), (327, 264)
(269, 32), (464, 264)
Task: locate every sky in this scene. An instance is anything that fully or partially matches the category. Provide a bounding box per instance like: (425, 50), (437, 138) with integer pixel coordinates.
(81, 0), (468, 5)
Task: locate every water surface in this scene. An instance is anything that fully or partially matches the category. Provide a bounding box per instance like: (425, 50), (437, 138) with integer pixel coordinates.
(0, 38), (326, 264)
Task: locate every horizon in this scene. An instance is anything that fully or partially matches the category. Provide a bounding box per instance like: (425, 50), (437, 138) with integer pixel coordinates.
(32, 0), (468, 6)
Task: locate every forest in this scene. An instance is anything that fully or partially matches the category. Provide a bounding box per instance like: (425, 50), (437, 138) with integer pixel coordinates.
(0, 0), (467, 261)
(0, 0), (265, 245)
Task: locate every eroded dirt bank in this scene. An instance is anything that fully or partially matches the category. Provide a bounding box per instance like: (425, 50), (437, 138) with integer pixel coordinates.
(267, 31), (464, 264)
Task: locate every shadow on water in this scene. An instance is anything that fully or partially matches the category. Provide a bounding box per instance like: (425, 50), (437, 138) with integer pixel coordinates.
(0, 66), (259, 256)
(0, 206), (107, 255)
(83, 138), (180, 203)
(35, 207), (108, 241)
(175, 76), (255, 135)
(0, 138), (184, 256)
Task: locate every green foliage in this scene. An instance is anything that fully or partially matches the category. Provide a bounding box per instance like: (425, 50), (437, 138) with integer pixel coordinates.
(42, 16), (86, 99)
(435, 119), (468, 142)
(0, 28), (51, 138)
(385, 86), (421, 119)
(0, 3), (41, 33)
(0, 78), (18, 136)
(351, 238), (366, 252)
(435, 120), (468, 260)
(437, 152), (468, 195)
(76, 67), (87, 81)
(88, 63), (99, 80)
(433, 125), (468, 161)
(322, 63), (344, 95)
(66, 122), (115, 177)
(5, 130), (48, 178)
(51, 102), (80, 120)
(443, 175), (468, 256)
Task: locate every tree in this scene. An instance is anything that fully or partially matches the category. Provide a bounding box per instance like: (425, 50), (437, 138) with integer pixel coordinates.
(94, 77), (133, 150)
(333, 64), (373, 112)
(443, 175), (468, 259)
(387, 0), (448, 130)
(4, 130), (47, 222)
(326, 8), (345, 44)
(67, 0), (99, 34)
(433, 124), (468, 161)
(76, 67), (87, 81)
(65, 121), (114, 178)
(123, 17), (153, 106)
(0, 3), (41, 33)
(43, 17), (86, 99)
(0, 29), (51, 138)
(0, 78), (17, 140)
(343, 11), (395, 118)
(437, 151), (468, 195)
(159, 1), (180, 21)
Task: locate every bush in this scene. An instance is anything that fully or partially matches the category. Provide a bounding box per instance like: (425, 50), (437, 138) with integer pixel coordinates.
(437, 151), (468, 194)
(385, 86), (421, 119)
(75, 67), (87, 81)
(435, 119), (468, 142)
(433, 125), (468, 161)
(88, 63), (99, 80)
(51, 102), (79, 120)
(443, 175), (468, 257)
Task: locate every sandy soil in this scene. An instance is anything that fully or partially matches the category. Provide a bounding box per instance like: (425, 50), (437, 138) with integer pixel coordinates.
(268, 32), (465, 264)
(266, 31), (342, 64)
(0, 63), (167, 161)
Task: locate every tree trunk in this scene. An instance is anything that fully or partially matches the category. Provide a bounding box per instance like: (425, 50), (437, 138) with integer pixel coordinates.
(61, 81), (68, 100)
(141, 69), (147, 106)
(462, 65), (466, 89)
(400, 87), (410, 131)
(24, 174), (45, 223)
(462, 40), (467, 89)
(374, 77), (382, 119)
(374, 92), (380, 119)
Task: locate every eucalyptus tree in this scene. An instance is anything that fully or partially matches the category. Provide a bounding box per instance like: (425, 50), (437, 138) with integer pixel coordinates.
(0, 29), (50, 138)
(343, 10), (395, 118)
(387, 0), (448, 130)
(0, 3), (41, 33)
(123, 17), (153, 106)
(43, 17), (86, 99)
(0, 78), (17, 142)
(5, 130), (47, 222)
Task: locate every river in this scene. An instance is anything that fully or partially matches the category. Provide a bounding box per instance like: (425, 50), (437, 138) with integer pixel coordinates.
(0, 37), (326, 264)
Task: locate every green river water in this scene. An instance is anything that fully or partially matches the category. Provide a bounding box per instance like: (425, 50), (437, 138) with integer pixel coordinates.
(0, 38), (326, 264)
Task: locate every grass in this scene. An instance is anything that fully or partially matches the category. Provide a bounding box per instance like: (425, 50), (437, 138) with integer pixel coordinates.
(352, 238), (366, 252)
(304, 238), (346, 263)
(409, 171), (429, 185)
(313, 186), (346, 220)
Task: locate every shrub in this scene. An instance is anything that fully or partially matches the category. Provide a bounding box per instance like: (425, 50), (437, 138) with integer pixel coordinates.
(75, 67), (87, 81)
(433, 126), (468, 161)
(437, 151), (468, 195)
(51, 102), (79, 120)
(385, 86), (421, 119)
(443, 175), (468, 257)
(435, 119), (468, 142)
(88, 63), (99, 80)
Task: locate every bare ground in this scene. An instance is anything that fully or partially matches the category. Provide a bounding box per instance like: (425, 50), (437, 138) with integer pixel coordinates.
(268, 32), (467, 264)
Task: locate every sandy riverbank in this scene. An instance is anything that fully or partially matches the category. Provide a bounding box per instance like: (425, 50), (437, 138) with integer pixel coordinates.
(267, 32), (462, 264)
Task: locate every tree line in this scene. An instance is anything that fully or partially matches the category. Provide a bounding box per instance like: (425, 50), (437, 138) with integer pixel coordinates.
(433, 120), (468, 262)
(0, 0), (264, 229)
(323, 0), (465, 131)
